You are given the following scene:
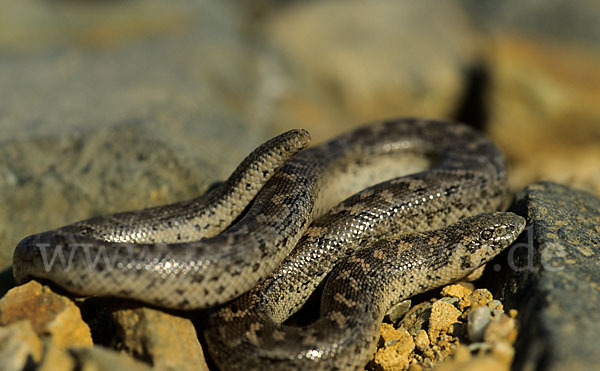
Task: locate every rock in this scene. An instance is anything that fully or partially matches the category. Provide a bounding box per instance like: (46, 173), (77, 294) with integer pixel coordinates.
(373, 279), (517, 370)
(371, 324), (415, 371)
(465, 289), (493, 309)
(0, 320), (43, 371)
(483, 36), (600, 195)
(108, 306), (208, 371)
(0, 281), (93, 349)
(399, 301), (432, 336)
(413, 329), (430, 352)
(490, 340), (515, 365)
(483, 182), (600, 370)
(260, 0), (480, 137)
(428, 300), (462, 341)
(434, 354), (509, 371)
(484, 313), (517, 345)
(0, 0), (269, 271)
(467, 306), (491, 342)
(441, 282), (474, 299)
(463, 0), (600, 43)
(459, 1), (600, 196)
(67, 346), (151, 371)
(385, 299), (412, 323)
(38, 340), (76, 371)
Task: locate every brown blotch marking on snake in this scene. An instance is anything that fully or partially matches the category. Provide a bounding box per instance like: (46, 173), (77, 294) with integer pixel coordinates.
(219, 306), (251, 321)
(348, 256), (371, 272)
(246, 322), (263, 346)
(330, 310), (347, 329)
(373, 249), (385, 260)
(333, 292), (358, 308)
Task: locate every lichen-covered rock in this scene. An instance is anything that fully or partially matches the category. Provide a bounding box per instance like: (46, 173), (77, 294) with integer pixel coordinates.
(428, 300), (462, 341)
(483, 181), (600, 370)
(440, 282), (474, 299)
(0, 281), (92, 348)
(370, 324), (415, 371)
(107, 306), (208, 371)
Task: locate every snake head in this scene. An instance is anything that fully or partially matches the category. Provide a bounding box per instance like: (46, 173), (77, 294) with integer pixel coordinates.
(454, 212), (526, 271)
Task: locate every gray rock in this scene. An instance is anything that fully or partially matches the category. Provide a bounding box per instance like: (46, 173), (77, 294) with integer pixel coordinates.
(467, 306), (491, 342)
(385, 299), (412, 323)
(483, 182), (600, 370)
(399, 301), (433, 337)
(0, 0), (271, 271)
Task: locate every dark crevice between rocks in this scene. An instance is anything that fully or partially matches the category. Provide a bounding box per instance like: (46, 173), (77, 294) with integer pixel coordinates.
(192, 309), (221, 371)
(452, 60), (491, 132)
(0, 267), (16, 299)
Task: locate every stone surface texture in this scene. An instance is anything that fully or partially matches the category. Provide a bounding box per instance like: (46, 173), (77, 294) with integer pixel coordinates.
(109, 306), (208, 371)
(0, 281), (93, 349)
(484, 182), (600, 371)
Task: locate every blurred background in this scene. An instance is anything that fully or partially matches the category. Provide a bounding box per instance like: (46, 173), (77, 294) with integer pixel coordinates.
(0, 0), (599, 271)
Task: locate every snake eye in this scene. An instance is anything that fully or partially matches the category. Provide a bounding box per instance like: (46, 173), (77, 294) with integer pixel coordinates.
(480, 230), (493, 240)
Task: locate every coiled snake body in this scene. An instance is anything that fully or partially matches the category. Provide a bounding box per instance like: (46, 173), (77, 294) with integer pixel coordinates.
(12, 118), (525, 370)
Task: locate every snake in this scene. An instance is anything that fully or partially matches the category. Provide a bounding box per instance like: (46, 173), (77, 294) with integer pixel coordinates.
(12, 118), (525, 370)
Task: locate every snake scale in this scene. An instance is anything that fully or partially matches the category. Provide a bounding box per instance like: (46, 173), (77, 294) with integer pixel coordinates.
(12, 118), (525, 370)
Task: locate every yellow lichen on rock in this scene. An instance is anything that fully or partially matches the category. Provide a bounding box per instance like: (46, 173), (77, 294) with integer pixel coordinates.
(370, 282), (519, 371)
(0, 281), (93, 349)
(440, 283), (474, 299)
(370, 324), (415, 370)
(428, 300), (462, 341)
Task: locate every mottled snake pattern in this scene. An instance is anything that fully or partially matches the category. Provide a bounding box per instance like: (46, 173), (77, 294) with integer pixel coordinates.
(12, 118), (525, 370)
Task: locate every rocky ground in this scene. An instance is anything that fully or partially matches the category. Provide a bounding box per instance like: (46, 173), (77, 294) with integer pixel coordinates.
(0, 0), (599, 370)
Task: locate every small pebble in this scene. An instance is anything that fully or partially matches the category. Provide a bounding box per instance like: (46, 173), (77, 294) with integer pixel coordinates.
(467, 306), (491, 342)
(441, 283), (474, 298)
(467, 289), (493, 309)
(414, 329), (430, 351)
(484, 314), (517, 344)
(487, 300), (503, 312)
(385, 299), (412, 323)
(428, 300), (461, 340)
(371, 326), (414, 371)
